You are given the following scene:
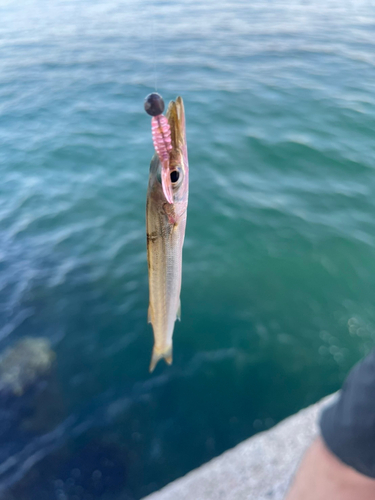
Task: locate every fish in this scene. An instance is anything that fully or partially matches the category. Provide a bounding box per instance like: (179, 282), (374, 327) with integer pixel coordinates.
(146, 96), (189, 372)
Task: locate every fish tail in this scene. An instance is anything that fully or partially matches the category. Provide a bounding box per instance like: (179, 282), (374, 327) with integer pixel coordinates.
(149, 345), (173, 373)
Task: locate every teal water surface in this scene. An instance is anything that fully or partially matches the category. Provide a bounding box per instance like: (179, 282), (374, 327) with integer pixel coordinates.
(1, 0), (375, 498)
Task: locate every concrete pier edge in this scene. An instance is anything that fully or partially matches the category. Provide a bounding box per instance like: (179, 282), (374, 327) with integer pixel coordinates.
(143, 394), (337, 500)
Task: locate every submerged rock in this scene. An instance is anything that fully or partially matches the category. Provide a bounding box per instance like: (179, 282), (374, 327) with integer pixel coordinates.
(0, 337), (55, 396)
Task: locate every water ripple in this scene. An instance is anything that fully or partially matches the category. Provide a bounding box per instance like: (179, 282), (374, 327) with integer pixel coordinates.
(0, 0), (375, 498)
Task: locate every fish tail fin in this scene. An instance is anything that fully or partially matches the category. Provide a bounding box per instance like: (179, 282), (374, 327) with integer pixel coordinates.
(149, 345), (173, 373)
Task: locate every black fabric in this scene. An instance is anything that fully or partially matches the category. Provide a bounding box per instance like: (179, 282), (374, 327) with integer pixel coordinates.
(320, 349), (375, 478)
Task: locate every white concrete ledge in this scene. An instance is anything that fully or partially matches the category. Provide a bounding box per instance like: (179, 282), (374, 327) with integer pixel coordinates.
(143, 394), (336, 500)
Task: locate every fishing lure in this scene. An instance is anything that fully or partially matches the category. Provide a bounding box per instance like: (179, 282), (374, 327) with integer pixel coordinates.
(144, 93), (174, 204)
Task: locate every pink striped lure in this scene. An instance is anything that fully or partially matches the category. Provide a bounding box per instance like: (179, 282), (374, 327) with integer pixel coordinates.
(145, 93), (174, 204)
(151, 115), (172, 165)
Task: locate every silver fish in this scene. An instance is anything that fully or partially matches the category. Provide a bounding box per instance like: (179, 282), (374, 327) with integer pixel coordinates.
(146, 97), (189, 372)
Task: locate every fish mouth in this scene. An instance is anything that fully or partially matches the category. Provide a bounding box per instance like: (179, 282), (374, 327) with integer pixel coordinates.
(161, 97), (186, 204)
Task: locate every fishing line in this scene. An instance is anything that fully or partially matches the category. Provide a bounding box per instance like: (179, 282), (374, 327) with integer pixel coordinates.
(151, 10), (158, 91)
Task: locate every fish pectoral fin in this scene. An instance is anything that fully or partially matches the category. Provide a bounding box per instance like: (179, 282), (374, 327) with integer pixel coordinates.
(147, 305), (152, 324)
(149, 345), (173, 373)
(176, 300), (181, 321)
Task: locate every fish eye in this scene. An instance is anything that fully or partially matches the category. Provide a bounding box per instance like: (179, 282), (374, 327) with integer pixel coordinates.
(170, 166), (183, 186)
(170, 170), (179, 183)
